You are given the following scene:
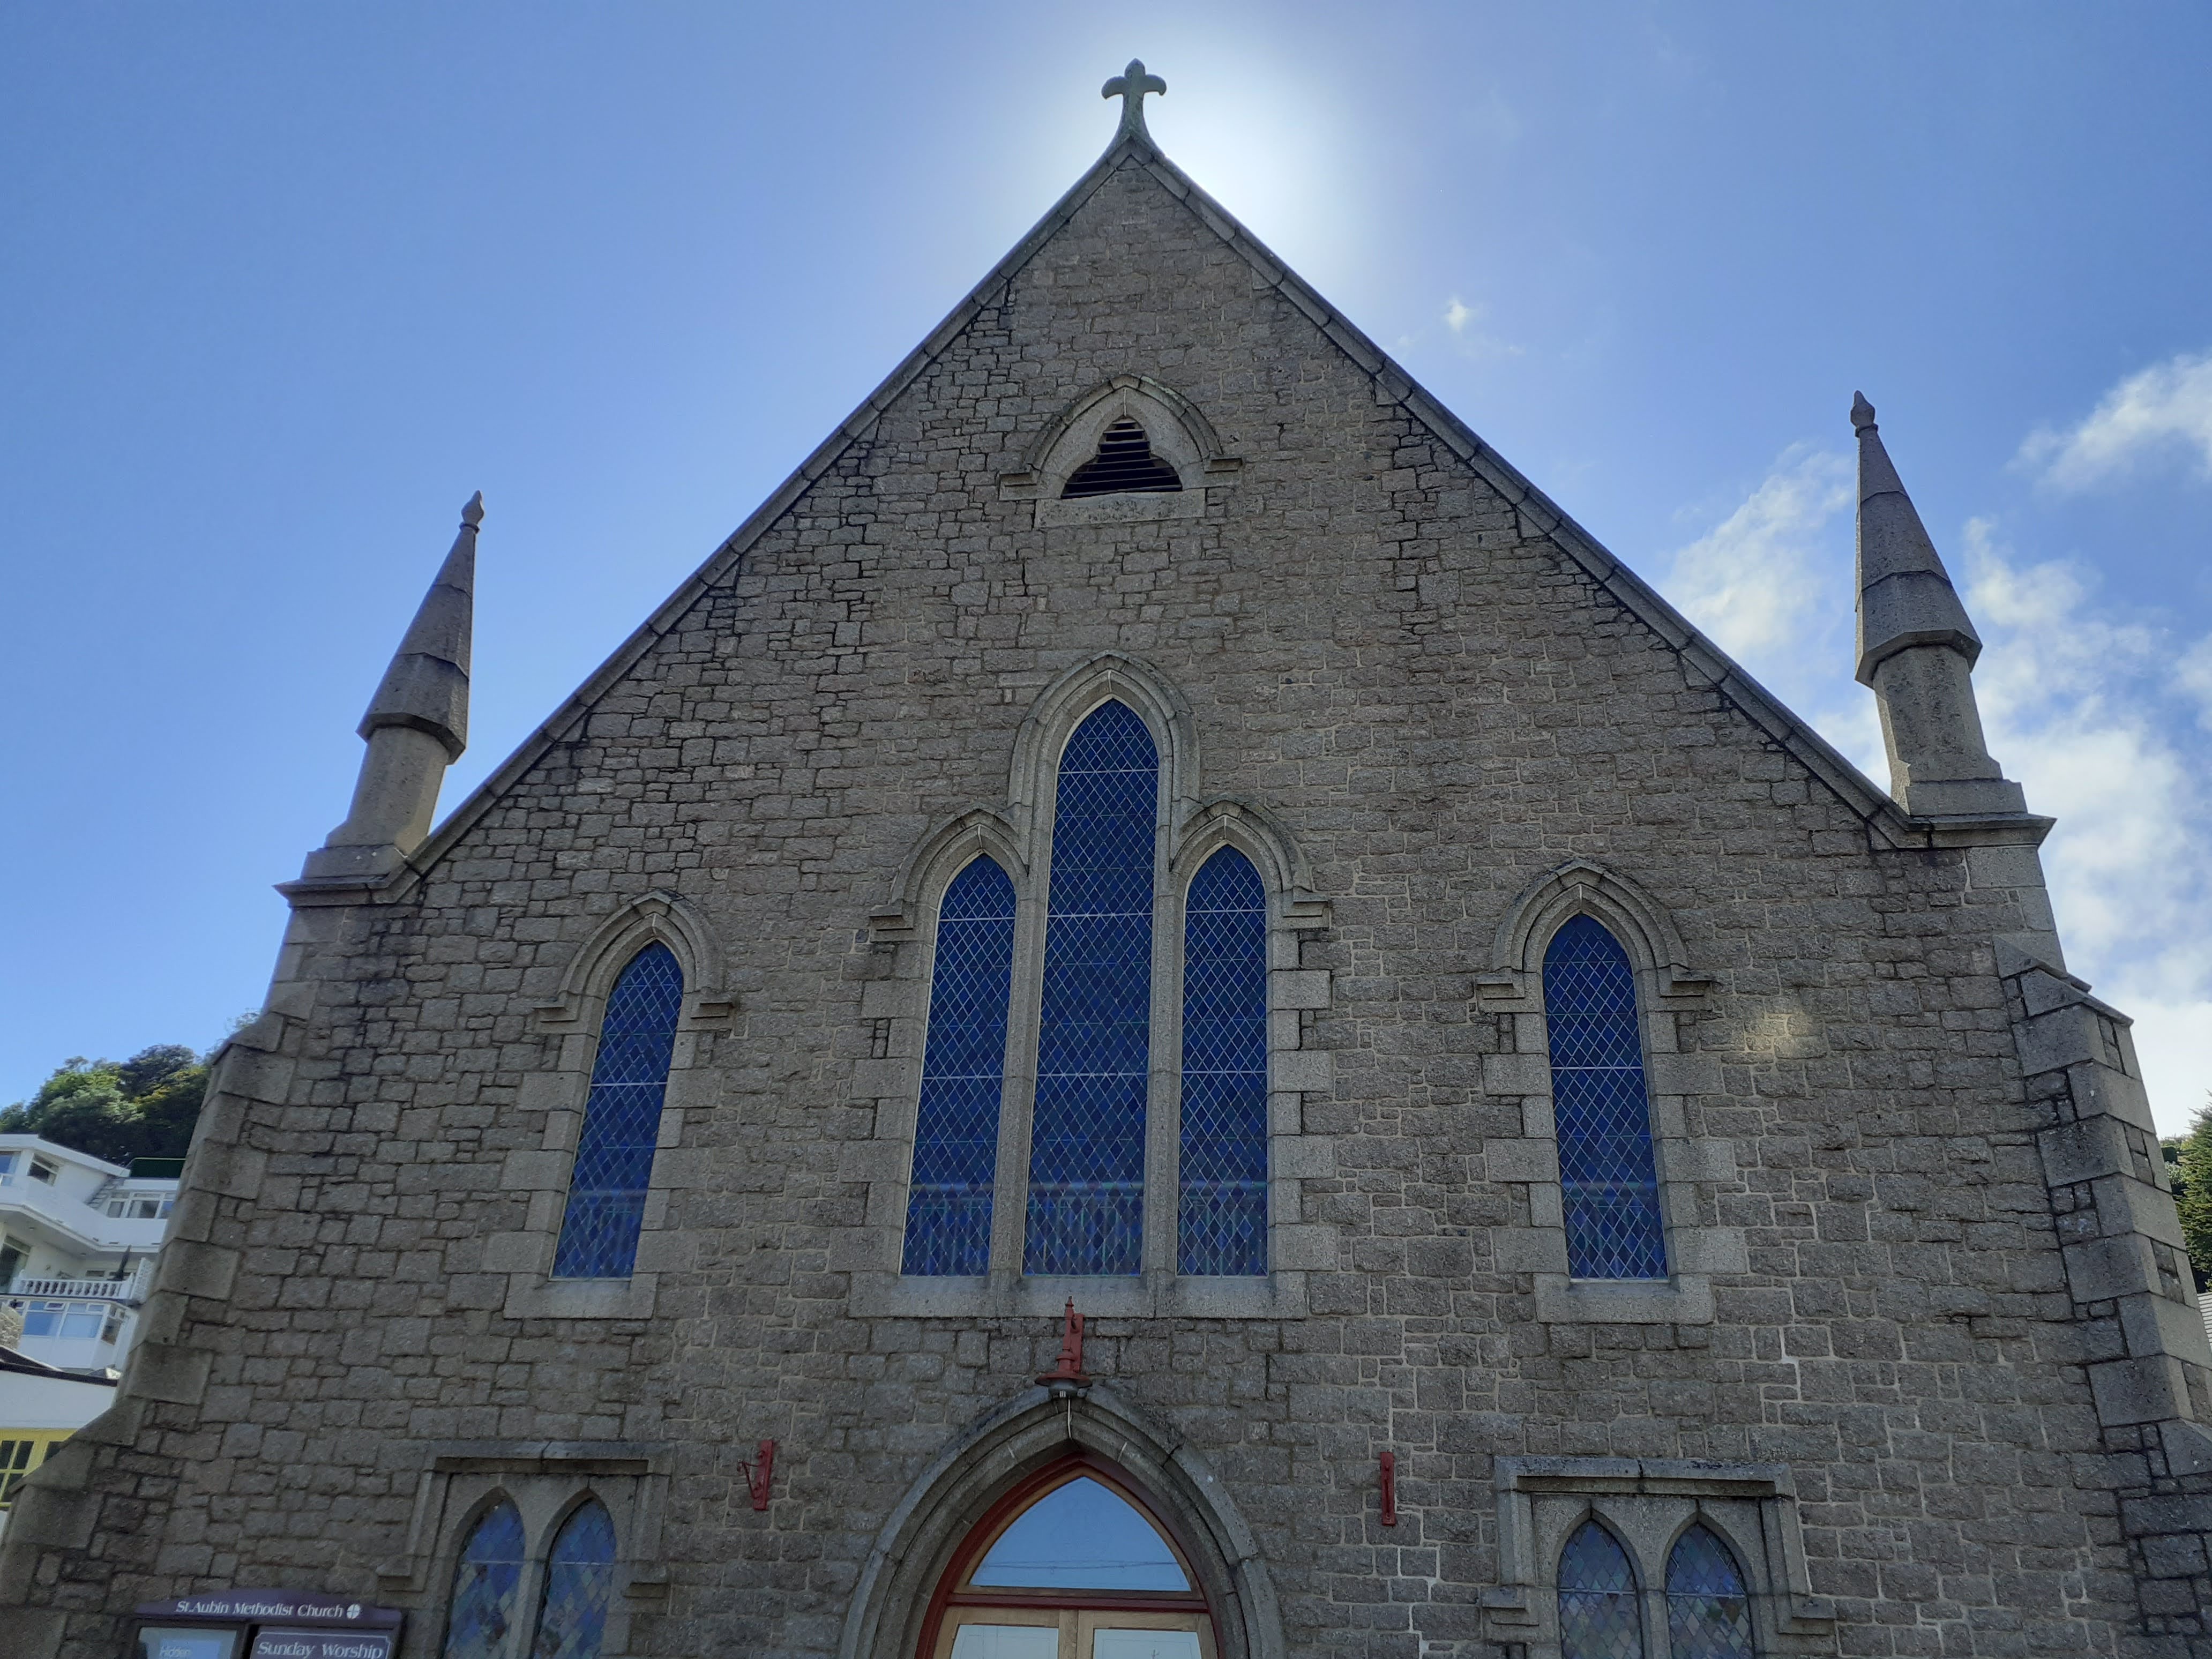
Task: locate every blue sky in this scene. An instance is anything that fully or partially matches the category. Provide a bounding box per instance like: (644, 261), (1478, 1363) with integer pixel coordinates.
(4, 5), (2209, 1127)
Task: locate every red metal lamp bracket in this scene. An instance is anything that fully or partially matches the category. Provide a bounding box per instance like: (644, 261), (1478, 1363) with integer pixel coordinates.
(739, 1438), (775, 1512)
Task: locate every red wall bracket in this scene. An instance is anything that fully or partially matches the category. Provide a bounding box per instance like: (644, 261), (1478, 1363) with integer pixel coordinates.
(1379, 1449), (1397, 1526)
(740, 1438), (775, 1512)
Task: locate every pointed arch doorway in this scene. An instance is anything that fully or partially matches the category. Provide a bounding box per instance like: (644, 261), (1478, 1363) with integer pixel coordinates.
(919, 1454), (1217, 1659)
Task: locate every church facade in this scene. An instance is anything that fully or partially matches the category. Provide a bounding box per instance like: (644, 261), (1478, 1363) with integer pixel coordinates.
(6, 65), (2210, 1659)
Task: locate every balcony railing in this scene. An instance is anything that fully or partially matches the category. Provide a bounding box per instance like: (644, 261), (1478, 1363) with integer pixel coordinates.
(5, 1261), (154, 1303)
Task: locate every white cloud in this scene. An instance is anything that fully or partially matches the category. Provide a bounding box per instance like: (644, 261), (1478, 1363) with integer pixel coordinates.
(1665, 457), (2212, 1134)
(1437, 295), (1523, 358)
(1664, 446), (1851, 657)
(2019, 349), (2212, 490)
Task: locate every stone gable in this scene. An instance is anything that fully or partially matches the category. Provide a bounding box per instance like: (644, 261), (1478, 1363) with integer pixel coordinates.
(5, 130), (2207, 1659)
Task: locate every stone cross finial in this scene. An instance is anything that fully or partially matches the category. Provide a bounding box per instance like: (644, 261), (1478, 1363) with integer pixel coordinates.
(1103, 58), (1166, 141)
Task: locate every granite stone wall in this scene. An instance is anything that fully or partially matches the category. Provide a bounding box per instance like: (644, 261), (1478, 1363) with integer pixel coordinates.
(3, 143), (2203, 1658)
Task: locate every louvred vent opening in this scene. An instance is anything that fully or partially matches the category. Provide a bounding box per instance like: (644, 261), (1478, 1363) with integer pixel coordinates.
(1060, 417), (1184, 498)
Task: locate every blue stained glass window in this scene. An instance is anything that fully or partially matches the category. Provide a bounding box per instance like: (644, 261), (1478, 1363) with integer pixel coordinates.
(441, 1501), (525, 1659)
(905, 857), (1017, 1275)
(1558, 1520), (1644, 1659)
(1665, 1525), (1754, 1658)
(529, 1499), (617, 1659)
(1027, 701), (1158, 1275)
(553, 943), (683, 1279)
(1544, 917), (1668, 1281)
(1178, 848), (1267, 1275)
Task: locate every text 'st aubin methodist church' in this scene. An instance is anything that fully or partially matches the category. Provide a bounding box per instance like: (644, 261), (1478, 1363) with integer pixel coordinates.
(8, 61), (2211, 1659)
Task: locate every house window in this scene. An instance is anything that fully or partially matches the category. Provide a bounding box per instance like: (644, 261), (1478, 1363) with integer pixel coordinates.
(28, 1158), (56, 1185)
(552, 943), (683, 1280)
(903, 857), (1018, 1275)
(0, 1435), (65, 1511)
(925, 1459), (1214, 1659)
(1544, 917), (1667, 1280)
(1026, 701), (1160, 1276)
(440, 1501), (525, 1659)
(22, 1302), (108, 1340)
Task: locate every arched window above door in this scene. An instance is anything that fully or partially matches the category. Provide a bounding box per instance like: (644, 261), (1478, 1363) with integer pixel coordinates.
(926, 1461), (1213, 1659)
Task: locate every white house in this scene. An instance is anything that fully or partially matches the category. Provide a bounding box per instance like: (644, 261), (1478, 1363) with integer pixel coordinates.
(0, 1137), (178, 1374)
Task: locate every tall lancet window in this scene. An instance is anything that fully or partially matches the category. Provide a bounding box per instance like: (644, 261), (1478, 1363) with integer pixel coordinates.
(1544, 916), (1667, 1280)
(1027, 701), (1159, 1275)
(530, 1499), (618, 1659)
(441, 1501), (526, 1659)
(1557, 1520), (1643, 1659)
(903, 856), (1017, 1275)
(1178, 848), (1268, 1274)
(1665, 1525), (1755, 1658)
(553, 943), (682, 1279)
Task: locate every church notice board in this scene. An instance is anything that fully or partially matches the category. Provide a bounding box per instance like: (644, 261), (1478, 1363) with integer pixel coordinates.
(131, 1591), (401, 1659)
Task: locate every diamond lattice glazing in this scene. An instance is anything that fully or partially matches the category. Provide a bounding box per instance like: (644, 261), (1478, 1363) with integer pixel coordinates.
(1027, 701), (1156, 1275)
(904, 857), (1017, 1275)
(1557, 1521), (1645, 1659)
(440, 1502), (525, 1659)
(1544, 917), (1667, 1280)
(529, 1499), (617, 1659)
(1179, 848), (1267, 1274)
(552, 943), (683, 1280)
(1665, 1525), (1754, 1658)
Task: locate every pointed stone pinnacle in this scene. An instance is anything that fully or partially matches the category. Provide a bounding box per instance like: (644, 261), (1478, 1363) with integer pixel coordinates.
(1102, 58), (1166, 143)
(359, 499), (478, 758)
(1853, 394), (1979, 685)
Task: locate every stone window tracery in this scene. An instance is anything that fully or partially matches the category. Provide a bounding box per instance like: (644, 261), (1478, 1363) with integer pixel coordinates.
(900, 694), (1278, 1287)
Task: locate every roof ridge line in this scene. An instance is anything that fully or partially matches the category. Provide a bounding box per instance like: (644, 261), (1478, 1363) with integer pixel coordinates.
(356, 123), (1931, 906)
(1115, 146), (1918, 843)
(367, 134), (1162, 899)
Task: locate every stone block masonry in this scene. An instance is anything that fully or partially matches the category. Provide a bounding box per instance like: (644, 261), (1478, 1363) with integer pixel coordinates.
(3, 122), (2204, 1659)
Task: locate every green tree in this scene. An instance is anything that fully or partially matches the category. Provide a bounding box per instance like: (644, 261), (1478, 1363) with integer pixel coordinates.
(2174, 1098), (2212, 1292)
(0, 1044), (212, 1165)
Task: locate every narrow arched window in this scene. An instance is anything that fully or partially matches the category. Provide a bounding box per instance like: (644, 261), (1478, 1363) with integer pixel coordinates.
(1061, 417), (1182, 498)
(1179, 848), (1267, 1275)
(440, 1501), (525, 1659)
(530, 1498), (618, 1659)
(1544, 917), (1667, 1280)
(905, 856), (1018, 1275)
(1027, 701), (1158, 1275)
(554, 943), (683, 1279)
(1558, 1519), (1643, 1659)
(1665, 1524), (1754, 1658)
